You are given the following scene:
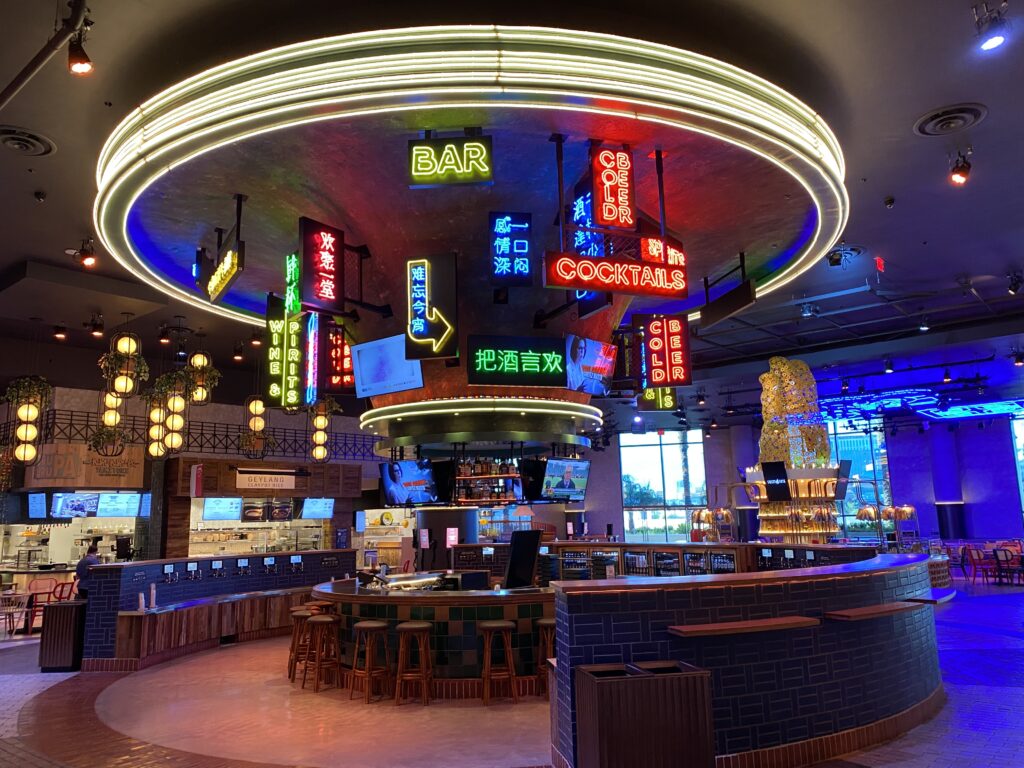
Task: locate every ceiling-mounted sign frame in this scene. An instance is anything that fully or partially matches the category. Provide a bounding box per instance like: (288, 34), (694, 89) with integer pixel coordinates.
(406, 252), (458, 359)
(544, 251), (687, 298)
(298, 217), (345, 314)
(591, 147), (636, 230)
(637, 314), (691, 388)
(408, 135), (493, 187)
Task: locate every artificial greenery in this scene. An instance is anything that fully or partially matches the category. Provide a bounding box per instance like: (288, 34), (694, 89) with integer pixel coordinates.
(307, 396), (343, 417)
(3, 376), (53, 406)
(97, 350), (150, 384)
(149, 369), (194, 399)
(87, 425), (129, 453)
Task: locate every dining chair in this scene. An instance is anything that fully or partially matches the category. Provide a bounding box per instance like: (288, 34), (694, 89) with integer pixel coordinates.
(27, 577), (58, 631)
(967, 547), (996, 584)
(993, 549), (1016, 585)
(0, 592), (30, 638)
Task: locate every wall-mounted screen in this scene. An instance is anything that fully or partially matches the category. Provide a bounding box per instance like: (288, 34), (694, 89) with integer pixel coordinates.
(202, 497), (243, 521)
(565, 334), (617, 395)
(139, 493), (152, 518)
(51, 493), (98, 518)
(541, 458), (590, 502)
(351, 334), (424, 398)
(761, 461), (792, 502)
(301, 498), (335, 519)
(97, 493), (141, 517)
(28, 493), (47, 519)
(380, 459), (438, 506)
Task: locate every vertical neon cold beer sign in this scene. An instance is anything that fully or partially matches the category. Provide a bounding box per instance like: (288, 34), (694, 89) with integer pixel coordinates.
(592, 148), (635, 229)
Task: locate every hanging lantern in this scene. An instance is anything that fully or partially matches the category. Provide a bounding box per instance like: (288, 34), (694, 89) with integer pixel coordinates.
(145, 391), (173, 460)
(6, 377), (52, 466)
(307, 399), (337, 464)
(240, 394), (270, 459)
(856, 504), (877, 521)
(100, 332), (146, 401)
(185, 349), (219, 406)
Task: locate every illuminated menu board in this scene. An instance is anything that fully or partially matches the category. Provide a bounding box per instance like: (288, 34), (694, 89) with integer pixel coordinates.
(97, 493), (141, 517)
(299, 217), (345, 314)
(467, 335), (565, 387)
(639, 314), (691, 387)
(591, 148), (635, 229)
(489, 212), (533, 286)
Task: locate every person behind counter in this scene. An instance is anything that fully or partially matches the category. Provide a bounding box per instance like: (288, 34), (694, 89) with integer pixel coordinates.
(75, 544), (100, 601)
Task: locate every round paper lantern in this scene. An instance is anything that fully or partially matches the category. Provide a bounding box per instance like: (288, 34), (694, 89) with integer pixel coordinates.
(191, 385), (208, 403)
(312, 430), (328, 445)
(115, 335), (138, 355)
(247, 398), (265, 416)
(104, 392), (121, 409)
(167, 394), (186, 413)
(102, 409), (122, 427)
(247, 416), (266, 432)
(16, 403), (39, 422)
(14, 443), (37, 462)
(312, 414), (329, 430)
(148, 424), (166, 441)
(189, 352), (210, 369)
(148, 442), (167, 458)
(149, 406), (167, 423)
(113, 375), (135, 395)
(165, 414), (185, 431)
(164, 431), (184, 450)
(311, 445), (328, 461)
(15, 423), (38, 442)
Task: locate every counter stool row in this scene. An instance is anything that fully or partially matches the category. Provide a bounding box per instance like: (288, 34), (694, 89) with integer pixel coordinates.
(287, 607), (556, 703)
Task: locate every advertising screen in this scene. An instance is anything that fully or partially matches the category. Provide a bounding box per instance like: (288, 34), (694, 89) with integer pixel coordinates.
(139, 493), (152, 518)
(565, 334), (617, 395)
(352, 334), (424, 398)
(51, 493), (99, 518)
(203, 497), (243, 521)
(761, 462), (792, 502)
(97, 493), (141, 517)
(380, 459), (438, 506)
(301, 498), (335, 519)
(28, 493), (46, 519)
(541, 459), (590, 502)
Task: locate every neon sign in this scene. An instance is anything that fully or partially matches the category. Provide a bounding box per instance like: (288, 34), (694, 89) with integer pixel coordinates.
(637, 387), (677, 411)
(299, 217), (344, 314)
(640, 237), (686, 267)
(284, 252), (301, 314)
(467, 336), (565, 387)
(489, 212), (532, 286)
(206, 246), (242, 303)
(265, 294), (304, 407)
(406, 253), (457, 359)
(569, 187), (610, 318)
(320, 321), (354, 394)
(408, 136), (493, 186)
(592, 148), (635, 229)
(304, 311), (319, 406)
(544, 251), (687, 298)
(640, 315), (690, 387)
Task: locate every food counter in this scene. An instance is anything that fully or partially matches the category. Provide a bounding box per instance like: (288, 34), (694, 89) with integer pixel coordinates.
(0, 566), (75, 593)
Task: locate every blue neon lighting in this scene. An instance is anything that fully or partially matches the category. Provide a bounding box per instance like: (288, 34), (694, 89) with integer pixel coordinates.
(818, 388), (939, 421)
(489, 212), (532, 285)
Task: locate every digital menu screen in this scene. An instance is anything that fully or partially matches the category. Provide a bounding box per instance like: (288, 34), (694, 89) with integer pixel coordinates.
(351, 334), (424, 398)
(97, 493), (141, 517)
(28, 493), (46, 519)
(51, 493), (99, 518)
(301, 498), (335, 519)
(139, 493), (152, 518)
(202, 497), (243, 521)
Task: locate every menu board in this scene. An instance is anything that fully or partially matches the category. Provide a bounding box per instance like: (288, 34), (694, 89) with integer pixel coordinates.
(28, 493), (46, 519)
(139, 493), (152, 518)
(301, 498), (334, 519)
(203, 497), (243, 521)
(97, 493), (141, 517)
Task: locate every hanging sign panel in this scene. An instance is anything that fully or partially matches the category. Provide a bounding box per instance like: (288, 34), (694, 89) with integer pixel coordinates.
(638, 314), (691, 387)
(591, 148), (635, 229)
(569, 178), (612, 319)
(298, 217), (345, 314)
(467, 335), (566, 387)
(489, 212), (533, 286)
(319, 320), (354, 394)
(265, 293), (305, 407)
(406, 253), (458, 359)
(637, 387), (677, 411)
(408, 136), (493, 187)
(544, 251), (687, 298)
(640, 236), (686, 268)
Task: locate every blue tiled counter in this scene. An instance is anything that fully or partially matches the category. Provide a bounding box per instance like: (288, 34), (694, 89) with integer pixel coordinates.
(551, 554), (941, 768)
(83, 549), (356, 661)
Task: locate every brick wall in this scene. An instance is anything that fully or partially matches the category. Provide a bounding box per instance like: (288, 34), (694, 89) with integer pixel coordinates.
(83, 549), (356, 659)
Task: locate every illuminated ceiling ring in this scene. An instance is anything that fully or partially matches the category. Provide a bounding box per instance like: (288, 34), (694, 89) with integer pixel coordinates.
(359, 397), (604, 431)
(94, 25), (848, 325)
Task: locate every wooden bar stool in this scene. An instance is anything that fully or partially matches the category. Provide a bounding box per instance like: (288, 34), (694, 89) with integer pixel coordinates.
(305, 600), (334, 614)
(480, 619), (518, 705)
(535, 617), (556, 698)
(350, 620), (390, 702)
(394, 621), (432, 706)
(301, 614), (342, 693)
(287, 609), (315, 682)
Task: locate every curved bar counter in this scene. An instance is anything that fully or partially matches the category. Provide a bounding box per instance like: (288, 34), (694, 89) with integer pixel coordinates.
(550, 553), (943, 768)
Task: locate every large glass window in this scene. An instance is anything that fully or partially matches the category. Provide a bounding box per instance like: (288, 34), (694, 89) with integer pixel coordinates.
(621, 430), (707, 542)
(827, 419), (892, 536)
(1010, 419), (1024, 520)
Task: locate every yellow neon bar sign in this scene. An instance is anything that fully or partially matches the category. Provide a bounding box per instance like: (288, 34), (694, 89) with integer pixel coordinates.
(206, 248), (239, 302)
(408, 135), (493, 186)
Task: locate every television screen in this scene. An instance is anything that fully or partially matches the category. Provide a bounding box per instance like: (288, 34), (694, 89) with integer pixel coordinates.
(51, 493), (99, 518)
(139, 493), (152, 518)
(565, 334), (617, 396)
(203, 497), (243, 521)
(97, 493), (141, 517)
(351, 334), (424, 398)
(28, 493), (46, 519)
(761, 461), (792, 502)
(519, 459), (547, 502)
(834, 459), (853, 500)
(379, 459), (438, 506)
(301, 498), (335, 519)
(541, 458), (590, 502)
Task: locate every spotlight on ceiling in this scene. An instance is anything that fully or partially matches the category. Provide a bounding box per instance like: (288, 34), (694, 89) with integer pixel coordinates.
(250, 330), (263, 347)
(709, 418), (719, 429)
(632, 414), (642, 424)
(949, 152), (972, 185)
(943, 368), (952, 383)
(841, 378), (850, 393)
(65, 238), (97, 268)
(176, 342), (188, 360)
(974, 1), (1011, 50)
(918, 316), (930, 332)
(1008, 271), (1023, 295)
(696, 391), (706, 406)
(158, 325), (170, 344)
(68, 31), (93, 75)
(703, 426), (712, 439)
(800, 303), (815, 319)
(1014, 351), (1024, 367)
(233, 342), (244, 362)
(53, 324), (67, 341)
(884, 359), (895, 374)
(88, 313), (103, 338)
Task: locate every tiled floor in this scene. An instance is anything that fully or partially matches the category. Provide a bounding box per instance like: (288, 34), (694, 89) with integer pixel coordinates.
(2, 579), (1022, 768)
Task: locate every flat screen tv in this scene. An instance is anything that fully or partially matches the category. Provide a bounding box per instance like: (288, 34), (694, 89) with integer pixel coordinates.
(761, 461), (792, 502)
(97, 493), (141, 517)
(351, 334), (424, 398)
(834, 459), (853, 500)
(541, 458), (590, 502)
(51, 493), (99, 518)
(202, 497), (243, 521)
(301, 498), (335, 519)
(565, 334), (617, 396)
(503, 529), (543, 589)
(380, 459), (438, 506)
(27, 493), (46, 519)
(519, 459), (547, 502)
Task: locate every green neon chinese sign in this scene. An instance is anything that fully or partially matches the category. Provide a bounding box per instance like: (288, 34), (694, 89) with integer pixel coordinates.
(284, 252), (301, 314)
(467, 335), (565, 387)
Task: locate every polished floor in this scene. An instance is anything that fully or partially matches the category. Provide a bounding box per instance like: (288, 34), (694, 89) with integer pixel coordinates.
(1, 578), (1022, 768)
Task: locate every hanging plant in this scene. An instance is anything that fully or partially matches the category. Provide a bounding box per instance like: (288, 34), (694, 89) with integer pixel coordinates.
(98, 351), (150, 384)
(3, 376), (53, 407)
(306, 396), (343, 417)
(0, 450), (14, 493)
(87, 425), (129, 456)
(149, 370), (193, 399)
(238, 431), (278, 459)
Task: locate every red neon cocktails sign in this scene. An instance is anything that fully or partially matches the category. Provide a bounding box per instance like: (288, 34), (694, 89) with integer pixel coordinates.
(592, 149), (635, 229)
(544, 251), (687, 298)
(642, 315), (691, 387)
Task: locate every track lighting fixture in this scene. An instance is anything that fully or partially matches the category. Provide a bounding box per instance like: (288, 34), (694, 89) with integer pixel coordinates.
(949, 152), (971, 185)
(943, 369), (952, 383)
(250, 330), (263, 347)
(973, 2), (1011, 50)
(68, 31), (93, 75)
(53, 325), (67, 341)
(884, 359), (894, 374)
(918, 317), (930, 332)
(88, 314), (104, 338)
(632, 414), (642, 424)
(233, 342), (244, 362)
(158, 325), (171, 344)
(1008, 271), (1022, 295)
(1014, 352), (1024, 367)
(709, 418), (718, 429)
(65, 238), (97, 268)
(696, 391), (706, 406)
(176, 342), (187, 360)
(703, 426), (712, 439)
(841, 378), (849, 393)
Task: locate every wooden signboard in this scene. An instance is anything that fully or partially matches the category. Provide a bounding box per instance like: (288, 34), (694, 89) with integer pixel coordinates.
(25, 444), (146, 489)
(169, 458), (363, 498)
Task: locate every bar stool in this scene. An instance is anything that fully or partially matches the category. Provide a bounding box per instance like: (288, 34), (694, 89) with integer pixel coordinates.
(394, 621), (432, 706)
(305, 600), (334, 614)
(350, 620), (390, 702)
(301, 614), (342, 693)
(535, 617), (556, 698)
(480, 619), (518, 705)
(287, 609), (315, 682)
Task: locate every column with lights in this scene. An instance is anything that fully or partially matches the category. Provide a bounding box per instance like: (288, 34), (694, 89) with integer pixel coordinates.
(94, 333), (147, 457)
(7, 377), (52, 465)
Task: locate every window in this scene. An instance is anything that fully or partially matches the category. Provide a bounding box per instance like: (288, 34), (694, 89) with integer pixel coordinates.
(1010, 419), (1024, 520)
(827, 420), (893, 536)
(621, 430), (707, 542)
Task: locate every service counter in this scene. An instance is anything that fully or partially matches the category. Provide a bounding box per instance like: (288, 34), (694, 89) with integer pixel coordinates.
(0, 566), (75, 593)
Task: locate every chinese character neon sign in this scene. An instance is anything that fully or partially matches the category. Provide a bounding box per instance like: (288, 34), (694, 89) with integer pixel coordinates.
(640, 237), (686, 267)
(489, 212), (532, 286)
(467, 336), (566, 387)
(406, 253), (457, 359)
(319, 321), (354, 394)
(298, 217), (344, 314)
(284, 252), (301, 315)
(265, 294), (305, 407)
(408, 136), (493, 186)
(640, 315), (691, 387)
(592, 148), (635, 229)
(569, 186), (611, 318)
(544, 251), (687, 298)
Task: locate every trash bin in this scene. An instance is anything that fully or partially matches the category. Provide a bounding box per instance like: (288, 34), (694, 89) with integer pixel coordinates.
(38, 600), (87, 672)
(574, 661), (714, 768)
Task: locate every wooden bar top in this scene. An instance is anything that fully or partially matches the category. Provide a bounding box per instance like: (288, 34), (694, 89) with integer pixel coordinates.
(91, 548), (355, 570)
(669, 616), (821, 637)
(552, 553), (929, 593)
(118, 585), (314, 615)
(312, 578), (554, 606)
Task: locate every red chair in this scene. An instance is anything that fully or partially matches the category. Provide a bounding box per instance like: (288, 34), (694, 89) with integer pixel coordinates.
(967, 548), (997, 584)
(27, 577), (58, 631)
(52, 581), (76, 601)
(402, 560), (411, 573)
